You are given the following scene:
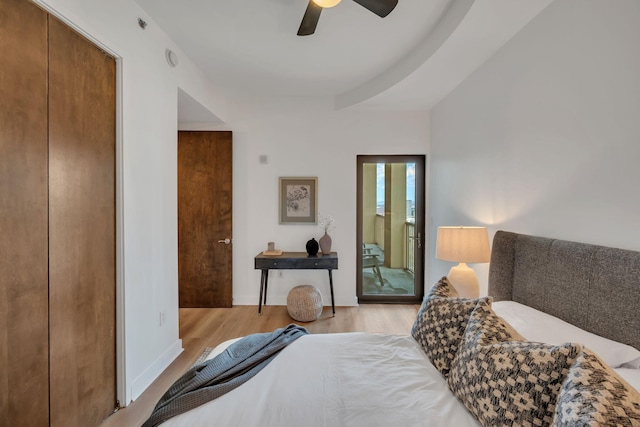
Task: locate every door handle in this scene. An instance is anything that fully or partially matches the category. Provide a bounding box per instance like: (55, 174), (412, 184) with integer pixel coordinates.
(417, 232), (422, 249)
(218, 238), (231, 245)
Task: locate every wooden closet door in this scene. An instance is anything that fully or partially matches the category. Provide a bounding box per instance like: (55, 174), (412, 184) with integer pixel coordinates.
(48, 16), (116, 427)
(0, 0), (49, 425)
(178, 131), (233, 308)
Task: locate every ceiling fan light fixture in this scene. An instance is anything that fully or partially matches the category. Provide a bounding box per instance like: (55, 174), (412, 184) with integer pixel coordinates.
(312, 0), (342, 8)
(298, 0), (395, 36)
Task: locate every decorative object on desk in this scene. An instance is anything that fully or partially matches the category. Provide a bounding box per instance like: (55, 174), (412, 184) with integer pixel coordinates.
(436, 226), (490, 299)
(287, 285), (323, 322)
(318, 213), (335, 254)
(263, 241), (283, 256)
(262, 249), (283, 256)
(306, 238), (319, 256)
(319, 232), (332, 254)
(279, 177), (318, 224)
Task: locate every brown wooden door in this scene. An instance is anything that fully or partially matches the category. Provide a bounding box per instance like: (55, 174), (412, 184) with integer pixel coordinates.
(178, 131), (233, 307)
(48, 16), (116, 427)
(0, 0), (49, 425)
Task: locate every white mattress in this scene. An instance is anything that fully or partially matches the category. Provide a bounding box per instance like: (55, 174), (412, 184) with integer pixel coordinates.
(161, 333), (480, 427)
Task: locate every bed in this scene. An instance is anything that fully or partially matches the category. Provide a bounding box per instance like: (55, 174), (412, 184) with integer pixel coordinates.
(150, 231), (640, 427)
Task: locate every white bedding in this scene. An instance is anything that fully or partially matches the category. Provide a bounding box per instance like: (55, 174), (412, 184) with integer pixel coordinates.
(161, 333), (480, 427)
(492, 301), (640, 369)
(493, 301), (640, 392)
(615, 368), (640, 392)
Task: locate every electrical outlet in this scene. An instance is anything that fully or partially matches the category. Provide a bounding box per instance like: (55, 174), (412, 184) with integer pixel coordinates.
(159, 311), (166, 326)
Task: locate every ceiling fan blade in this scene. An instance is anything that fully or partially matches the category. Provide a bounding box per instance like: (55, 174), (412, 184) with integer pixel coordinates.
(352, 0), (398, 18)
(297, 1), (323, 36)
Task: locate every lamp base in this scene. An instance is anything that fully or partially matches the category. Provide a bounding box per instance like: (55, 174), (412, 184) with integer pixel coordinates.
(447, 263), (480, 299)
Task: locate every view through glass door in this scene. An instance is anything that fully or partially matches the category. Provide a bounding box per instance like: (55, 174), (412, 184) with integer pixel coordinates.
(356, 155), (425, 303)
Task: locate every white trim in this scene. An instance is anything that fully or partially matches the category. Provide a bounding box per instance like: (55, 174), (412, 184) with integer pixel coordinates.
(130, 340), (183, 401)
(232, 295), (359, 307)
(114, 56), (127, 406)
(335, 0), (474, 109)
(30, 1), (120, 58)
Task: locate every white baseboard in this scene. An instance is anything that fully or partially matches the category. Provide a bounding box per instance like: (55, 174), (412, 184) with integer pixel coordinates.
(130, 339), (183, 402)
(233, 295), (358, 307)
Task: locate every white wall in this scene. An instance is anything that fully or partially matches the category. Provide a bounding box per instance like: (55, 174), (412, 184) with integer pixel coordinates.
(34, 0), (228, 404)
(183, 101), (430, 308)
(33, 0), (430, 405)
(429, 0), (640, 295)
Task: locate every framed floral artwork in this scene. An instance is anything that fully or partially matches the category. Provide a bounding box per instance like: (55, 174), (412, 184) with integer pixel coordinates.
(279, 177), (317, 224)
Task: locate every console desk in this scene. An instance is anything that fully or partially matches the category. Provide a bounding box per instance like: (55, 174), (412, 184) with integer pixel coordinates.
(254, 252), (338, 316)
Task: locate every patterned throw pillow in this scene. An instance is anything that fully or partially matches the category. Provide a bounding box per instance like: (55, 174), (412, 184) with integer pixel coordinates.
(448, 300), (583, 427)
(426, 276), (459, 299)
(554, 349), (640, 426)
(411, 277), (488, 377)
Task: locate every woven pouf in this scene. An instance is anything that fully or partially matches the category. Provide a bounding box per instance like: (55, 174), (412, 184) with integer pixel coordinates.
(287, 285), (323, 322)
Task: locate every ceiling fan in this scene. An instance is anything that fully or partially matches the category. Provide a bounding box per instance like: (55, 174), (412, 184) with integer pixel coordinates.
(297, 0), (398, 36)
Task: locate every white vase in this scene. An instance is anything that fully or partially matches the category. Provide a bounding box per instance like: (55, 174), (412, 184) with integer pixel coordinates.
(319, 232), (332, 254)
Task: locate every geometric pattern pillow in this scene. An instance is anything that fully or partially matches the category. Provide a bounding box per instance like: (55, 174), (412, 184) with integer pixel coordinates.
(448, 300), (583, 427)
(411, 277), (488, 377)
(411, 277), (455, 349)
(554, 349), (640, 426)
(455, 298), (526, 344)
(427, 276), (460, 299)
(411, 277), (458, 346)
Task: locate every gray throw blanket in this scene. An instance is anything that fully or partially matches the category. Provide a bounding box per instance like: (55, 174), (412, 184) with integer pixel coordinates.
(143, 324), (309, 427)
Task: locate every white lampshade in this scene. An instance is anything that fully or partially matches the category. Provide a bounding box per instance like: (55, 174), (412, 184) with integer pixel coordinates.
(312, 0), (342, 7)
(436, 226), (490, 263)
(436, 226), (490, 298)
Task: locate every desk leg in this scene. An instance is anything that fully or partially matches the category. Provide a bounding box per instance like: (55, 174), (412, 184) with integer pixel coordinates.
(258, 269), (268, 315)
(263, 270), (269, 306)
(328, 270), (335, 317)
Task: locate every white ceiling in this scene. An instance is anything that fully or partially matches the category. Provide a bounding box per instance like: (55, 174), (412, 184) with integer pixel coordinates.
(136, 0), (554, 117)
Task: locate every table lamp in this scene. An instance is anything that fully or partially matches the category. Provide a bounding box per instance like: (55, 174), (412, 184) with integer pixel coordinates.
(436, 226), (490, 298)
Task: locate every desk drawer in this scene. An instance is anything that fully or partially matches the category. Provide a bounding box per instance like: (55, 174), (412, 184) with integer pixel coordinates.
(255, 258), (298, 269)
(296, 258), (337, 269)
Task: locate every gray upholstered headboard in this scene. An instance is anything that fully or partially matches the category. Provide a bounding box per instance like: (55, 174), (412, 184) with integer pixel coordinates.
(488, 230), (640, 351)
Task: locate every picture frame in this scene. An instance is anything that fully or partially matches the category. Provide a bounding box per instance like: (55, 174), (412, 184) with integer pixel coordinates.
(279, 177), (318, 224)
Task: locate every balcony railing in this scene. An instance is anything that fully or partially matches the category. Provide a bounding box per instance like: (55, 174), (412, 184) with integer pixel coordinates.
(405, 221), (415, 274)
(372, 215), (415, 274)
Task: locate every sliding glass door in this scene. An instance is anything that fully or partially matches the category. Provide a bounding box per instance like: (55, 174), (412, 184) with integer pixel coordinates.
(356, 155), (425, 303)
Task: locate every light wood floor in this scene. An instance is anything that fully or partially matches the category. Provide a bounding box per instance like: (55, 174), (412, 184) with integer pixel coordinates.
(101, 304), (419, 427)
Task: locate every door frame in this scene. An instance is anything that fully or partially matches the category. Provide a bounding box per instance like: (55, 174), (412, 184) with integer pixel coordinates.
(356, 155), (425, 304)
